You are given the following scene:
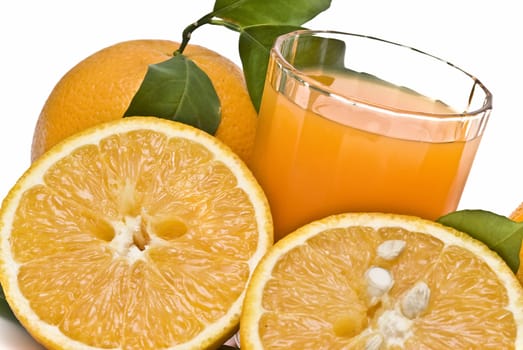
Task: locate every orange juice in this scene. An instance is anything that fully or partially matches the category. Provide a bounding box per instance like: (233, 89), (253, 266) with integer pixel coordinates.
(249, 69), (482, 240)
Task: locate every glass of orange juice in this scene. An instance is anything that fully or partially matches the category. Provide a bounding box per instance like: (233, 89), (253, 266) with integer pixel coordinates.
(249, 30), (492, 241)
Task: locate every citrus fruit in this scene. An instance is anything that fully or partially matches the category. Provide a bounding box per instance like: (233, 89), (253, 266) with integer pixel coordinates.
(240, 212), (523, 349)
(510, 202), (523, 223)
(1, 117), (273, 349)
(30, 39), (258, 163)
(518, 252), (523, 285)
(509, 203), (523, 284)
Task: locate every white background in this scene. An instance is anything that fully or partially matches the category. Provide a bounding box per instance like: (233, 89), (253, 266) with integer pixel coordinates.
(0, 0), (522, 347)
(1, 0), (522, 216)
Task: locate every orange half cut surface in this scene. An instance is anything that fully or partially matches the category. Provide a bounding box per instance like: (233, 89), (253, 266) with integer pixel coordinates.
(240, 212), (523, 350)
(0, 117), (273, 350)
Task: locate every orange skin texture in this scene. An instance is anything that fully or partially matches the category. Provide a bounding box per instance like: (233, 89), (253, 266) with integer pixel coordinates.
(510, 202), (523, 283)
(31, 39), (258, 163)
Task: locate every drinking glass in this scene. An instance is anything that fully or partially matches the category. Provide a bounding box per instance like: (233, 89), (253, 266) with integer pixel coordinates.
(249, 30), (492, 241)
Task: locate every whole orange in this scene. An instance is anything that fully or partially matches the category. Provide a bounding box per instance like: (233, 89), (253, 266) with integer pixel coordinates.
(509, 202), (523, 284)
(510, 202), (523, 222)
(31, 39), (258, 163)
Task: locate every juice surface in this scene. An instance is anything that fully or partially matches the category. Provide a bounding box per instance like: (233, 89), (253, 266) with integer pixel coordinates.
(249, 69), (481, 240)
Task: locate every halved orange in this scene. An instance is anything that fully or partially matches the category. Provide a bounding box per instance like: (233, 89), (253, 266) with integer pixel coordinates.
(0, 117), (273, 349)
(240, 213), (523, 349)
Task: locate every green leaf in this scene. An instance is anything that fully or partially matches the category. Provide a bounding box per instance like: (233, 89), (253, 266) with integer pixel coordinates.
(437, 209), (523, 273)
(213, 0), (331, 27)
(0, 285), (18, 322)
(124, 54), (221, 135)
(239, 24), (347, 111)
(283, 34), (347, 70)
(239, 24), (302, 111)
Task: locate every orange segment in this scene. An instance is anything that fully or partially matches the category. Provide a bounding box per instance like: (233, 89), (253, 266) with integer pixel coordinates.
(240, 213), (523, 349)
(0, 117), (273, 349)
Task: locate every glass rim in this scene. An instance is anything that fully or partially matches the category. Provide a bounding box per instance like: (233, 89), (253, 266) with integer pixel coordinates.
(271, 29), (493, 120)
